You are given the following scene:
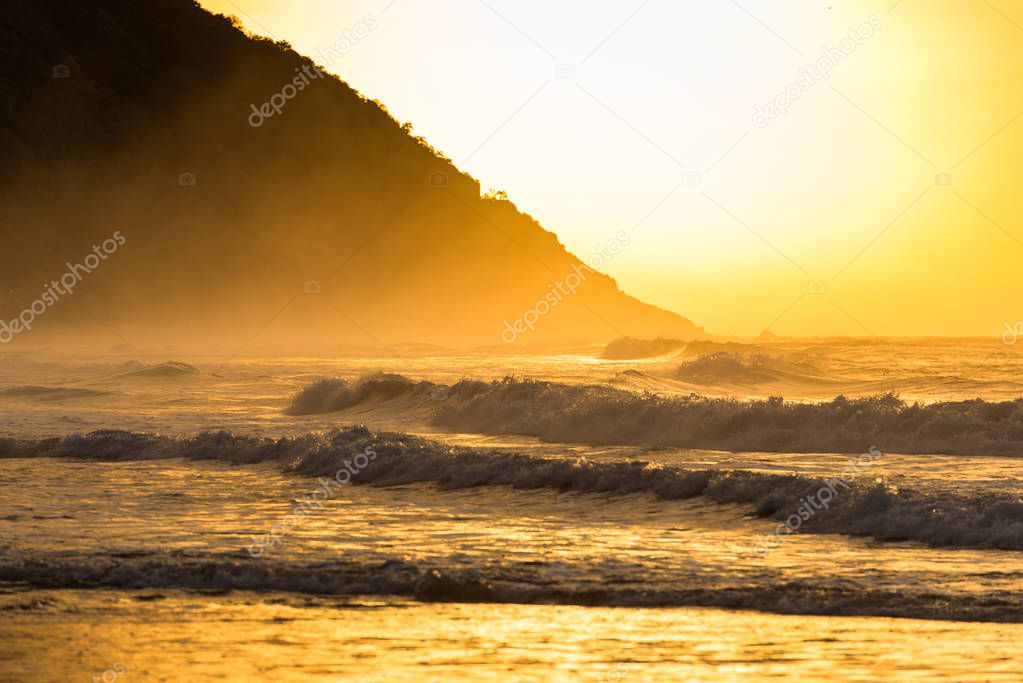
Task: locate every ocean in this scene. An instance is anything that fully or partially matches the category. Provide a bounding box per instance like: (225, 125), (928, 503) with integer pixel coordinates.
(1, 338), (1021, 680)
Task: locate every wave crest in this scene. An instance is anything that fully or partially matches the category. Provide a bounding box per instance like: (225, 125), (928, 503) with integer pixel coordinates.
(5, 427), (1023, 552)
(287, 373), (435, 415)
(430, 377), (1023, 456)
(104, 361), (201, 380)
(3, 551), (1019, 620)
(676, 352), (825, 386)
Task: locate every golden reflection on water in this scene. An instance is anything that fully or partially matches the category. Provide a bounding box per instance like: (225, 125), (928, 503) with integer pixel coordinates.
(5, 458), (1019, 605)
(2, 589), (1020, 682)
(3, 347), (1023, 680)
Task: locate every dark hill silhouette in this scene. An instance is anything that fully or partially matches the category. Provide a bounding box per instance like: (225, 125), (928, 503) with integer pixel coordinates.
(0, 0), (705, 354)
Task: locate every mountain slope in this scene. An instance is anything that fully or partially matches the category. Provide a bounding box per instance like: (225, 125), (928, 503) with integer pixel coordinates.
(0, 0), (705, 353)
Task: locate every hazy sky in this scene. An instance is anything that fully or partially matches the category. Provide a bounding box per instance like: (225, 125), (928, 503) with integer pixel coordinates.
(201, 0), (1023, 338)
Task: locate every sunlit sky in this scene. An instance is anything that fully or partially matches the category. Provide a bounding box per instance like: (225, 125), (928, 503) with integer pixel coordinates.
(201, 0), (1023, 338)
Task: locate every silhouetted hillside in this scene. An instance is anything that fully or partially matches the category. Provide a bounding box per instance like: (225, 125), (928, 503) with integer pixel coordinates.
(0, 0), (704, 353)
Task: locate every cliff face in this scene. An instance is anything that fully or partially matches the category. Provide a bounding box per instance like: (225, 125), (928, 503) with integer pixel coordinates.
(0, 0), (703, 353)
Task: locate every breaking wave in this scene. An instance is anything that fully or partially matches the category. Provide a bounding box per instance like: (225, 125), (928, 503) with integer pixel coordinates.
(286, 374), (1023, 455)
(287, 373), (438, 415)
(430, 377), (1023, 456)
(4, 427), (1022, 551)
(679, 340), (762, 358)
(675, 352), (829, 386)
(2, 551), (1019, 621)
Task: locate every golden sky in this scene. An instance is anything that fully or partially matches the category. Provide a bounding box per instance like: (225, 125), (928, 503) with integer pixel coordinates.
(201, 0), (1023, 338)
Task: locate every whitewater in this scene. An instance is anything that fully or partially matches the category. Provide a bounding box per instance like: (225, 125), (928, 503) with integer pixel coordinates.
(1, 337), (1022, 680)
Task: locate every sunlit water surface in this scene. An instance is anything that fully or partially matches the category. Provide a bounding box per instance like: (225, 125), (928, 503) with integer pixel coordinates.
(1, 344), (1022, 680)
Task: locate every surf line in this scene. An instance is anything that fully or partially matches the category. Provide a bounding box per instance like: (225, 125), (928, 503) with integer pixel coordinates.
(752, 445), (883, 556)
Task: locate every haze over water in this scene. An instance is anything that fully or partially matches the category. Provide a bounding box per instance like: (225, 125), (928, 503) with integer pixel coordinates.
(3, 1), (1023, 681)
